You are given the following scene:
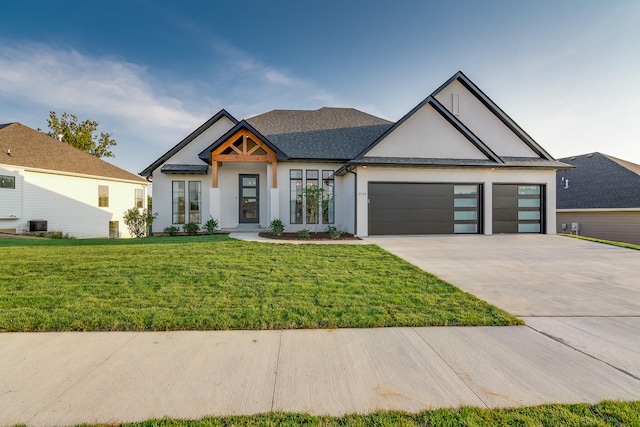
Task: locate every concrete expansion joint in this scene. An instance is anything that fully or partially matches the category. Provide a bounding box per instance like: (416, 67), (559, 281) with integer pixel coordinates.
(524, 325), (640, 382)
(270, 330), (284, 411)
(26, 332), (142, 424)
(409, 327), (490, 409)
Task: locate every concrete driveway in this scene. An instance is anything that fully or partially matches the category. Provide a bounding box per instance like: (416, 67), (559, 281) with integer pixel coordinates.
(365, 234), (640, 317)
(365, 234), (640, 381)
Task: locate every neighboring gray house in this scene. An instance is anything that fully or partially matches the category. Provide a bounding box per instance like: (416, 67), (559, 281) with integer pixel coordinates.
(556, 152), (640, 244)
(141, 71), (569, 236)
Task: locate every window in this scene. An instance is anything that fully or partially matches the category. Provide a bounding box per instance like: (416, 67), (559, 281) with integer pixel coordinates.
(322, 170), (335, 224)
(172, 181), (185, 224)
(188, 181), (201, 223)
(0, 175), (15, 189)
(305, 170), (319, 224)
(291, 169), (336, 226)
(134, 189), (144, 208)
(290, 170), (303, 224)
(98, 185), (109, 207)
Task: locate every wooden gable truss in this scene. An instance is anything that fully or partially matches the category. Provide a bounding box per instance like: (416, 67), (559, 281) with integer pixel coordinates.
(210, 129), (278, 188)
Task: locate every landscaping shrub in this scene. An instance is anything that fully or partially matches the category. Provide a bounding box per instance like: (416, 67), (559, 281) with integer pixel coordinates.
(164, 225), (180, 236)
(298, 229), (311, 239)
(123, 207), (157, 238)
(204, 217), (219, 234)
(183, 222), (200, 235)
(269, 218), (285, 237)
(326, 225), (342, 239)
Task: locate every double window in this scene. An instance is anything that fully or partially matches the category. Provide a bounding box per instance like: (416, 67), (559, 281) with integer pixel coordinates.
(289, 169), (334, 225)
(172, 180), (201, 224)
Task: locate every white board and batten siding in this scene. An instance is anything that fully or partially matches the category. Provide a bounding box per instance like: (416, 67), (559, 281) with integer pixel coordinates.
(434, 80), (539, 158)
(364, 103), (489, 160)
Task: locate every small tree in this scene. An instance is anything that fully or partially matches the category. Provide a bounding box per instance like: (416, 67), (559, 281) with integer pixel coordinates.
(123, 207), (157, 238)
(43, 111), (117, 158)
(302, 185), (333, 232)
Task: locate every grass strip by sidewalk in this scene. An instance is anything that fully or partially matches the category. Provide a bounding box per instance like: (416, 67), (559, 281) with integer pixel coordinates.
(0, 235), (520, 331)
(561, 233), (640, 250)
(40, 400), (640, 427)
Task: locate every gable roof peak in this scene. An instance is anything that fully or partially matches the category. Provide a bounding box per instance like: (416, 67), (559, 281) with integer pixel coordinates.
(139, 109), (238, 176)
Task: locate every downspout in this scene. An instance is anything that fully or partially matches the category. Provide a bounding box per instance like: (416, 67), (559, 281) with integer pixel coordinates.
(347, 165), (357, 236)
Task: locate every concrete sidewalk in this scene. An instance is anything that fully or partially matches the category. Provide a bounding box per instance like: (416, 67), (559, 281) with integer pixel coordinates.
(2, 327), (640, 427)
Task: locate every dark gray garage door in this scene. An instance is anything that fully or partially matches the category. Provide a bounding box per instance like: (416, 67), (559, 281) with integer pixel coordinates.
(493, 184), (544, 233)
(368, 183), (481, 235)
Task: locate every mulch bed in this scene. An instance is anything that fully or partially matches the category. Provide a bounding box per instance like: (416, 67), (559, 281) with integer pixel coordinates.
(258, 232), (360, 241)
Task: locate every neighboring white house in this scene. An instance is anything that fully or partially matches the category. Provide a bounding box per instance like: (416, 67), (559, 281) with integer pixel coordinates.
(0, 122), (149, 238)
(141, 71), (570, 236)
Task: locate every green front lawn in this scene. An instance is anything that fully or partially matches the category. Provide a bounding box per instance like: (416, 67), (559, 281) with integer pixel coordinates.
(561, 233), (640, 250)
(0, 236), (520, 331)
(46, 401), (640, 427)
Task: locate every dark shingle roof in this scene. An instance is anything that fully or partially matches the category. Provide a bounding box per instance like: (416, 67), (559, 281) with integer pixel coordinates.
(0, 122), (146, 183)
(246, 107), (393, 160)
(556, 152), (640, 209)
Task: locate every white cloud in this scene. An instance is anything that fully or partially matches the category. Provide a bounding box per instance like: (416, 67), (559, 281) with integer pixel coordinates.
(0, 43), (205, 133)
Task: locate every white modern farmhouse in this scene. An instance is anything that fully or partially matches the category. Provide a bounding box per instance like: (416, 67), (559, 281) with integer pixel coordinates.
(0, 122), (148, 238)
(141, 71), (569, 236)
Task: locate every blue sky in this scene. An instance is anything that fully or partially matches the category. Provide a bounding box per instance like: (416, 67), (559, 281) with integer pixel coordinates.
(1, 0), (639, 174)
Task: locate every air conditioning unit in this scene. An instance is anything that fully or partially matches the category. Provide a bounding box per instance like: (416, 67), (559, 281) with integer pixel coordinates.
(28, 220), (48, 232)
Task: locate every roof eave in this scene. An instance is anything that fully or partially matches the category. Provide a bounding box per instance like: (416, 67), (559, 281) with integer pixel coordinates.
(438, 72), (555, 161)
(139, 109), (238, 177)
(197, 120), (288, 163)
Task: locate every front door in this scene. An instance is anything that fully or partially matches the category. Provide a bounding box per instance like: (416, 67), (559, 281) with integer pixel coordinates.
(239, 174), (259, 223)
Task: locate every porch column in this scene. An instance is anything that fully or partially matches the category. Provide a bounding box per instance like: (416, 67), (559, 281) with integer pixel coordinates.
(211, 160), (219, 188)
(209, 187), (221, 224)
(270, 188), (280, 223)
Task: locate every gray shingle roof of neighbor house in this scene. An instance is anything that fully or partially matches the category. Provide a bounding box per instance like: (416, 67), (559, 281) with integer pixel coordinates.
(0, 122), (147, 183)
(246, 107), (393, 160)
(556, 152), (640, 209)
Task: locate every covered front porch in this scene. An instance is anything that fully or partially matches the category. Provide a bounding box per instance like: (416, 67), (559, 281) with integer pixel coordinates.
(199, 123), (285, 230)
